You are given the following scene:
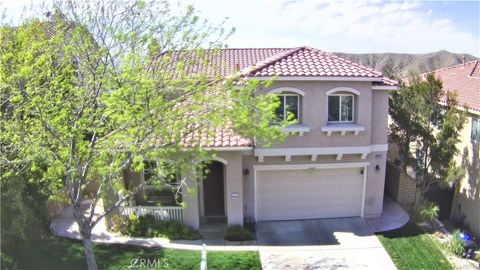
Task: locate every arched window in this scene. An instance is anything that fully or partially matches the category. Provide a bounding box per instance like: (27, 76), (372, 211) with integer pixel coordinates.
(326, 88), (359, 123)
(268, 87), (304, 123)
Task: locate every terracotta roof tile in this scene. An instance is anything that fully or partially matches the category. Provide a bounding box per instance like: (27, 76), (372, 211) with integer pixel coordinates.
(420, 60), (480, 113)
(180, 125), (252, 148)
(250, 47), (384, 78)
(162, 47), (396, 85)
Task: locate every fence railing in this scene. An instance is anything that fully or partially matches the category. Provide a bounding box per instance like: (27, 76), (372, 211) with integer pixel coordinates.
(119, 206), (183, 223)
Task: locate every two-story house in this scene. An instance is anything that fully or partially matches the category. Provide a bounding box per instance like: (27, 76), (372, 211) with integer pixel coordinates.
(121, 47), (398, 230)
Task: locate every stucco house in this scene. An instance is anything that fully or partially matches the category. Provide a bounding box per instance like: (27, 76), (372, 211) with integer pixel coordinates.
(423, 60), (480, 236)
(119, 47), (398, 230)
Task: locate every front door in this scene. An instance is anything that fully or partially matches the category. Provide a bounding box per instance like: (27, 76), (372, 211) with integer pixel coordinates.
(203, 161), (225, 216)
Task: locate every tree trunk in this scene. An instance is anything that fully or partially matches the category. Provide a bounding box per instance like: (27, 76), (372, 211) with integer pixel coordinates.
(83, 237), (98, 270)
(73, 204), (98, 270)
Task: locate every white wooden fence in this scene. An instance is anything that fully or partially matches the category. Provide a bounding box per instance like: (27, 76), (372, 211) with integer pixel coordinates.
(119, 206), (183, 222)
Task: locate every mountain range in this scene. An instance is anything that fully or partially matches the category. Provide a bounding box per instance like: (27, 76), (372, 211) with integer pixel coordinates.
(335, 50), (478, 78)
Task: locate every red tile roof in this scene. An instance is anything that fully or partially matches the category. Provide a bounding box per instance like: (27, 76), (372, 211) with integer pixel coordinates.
(162, 47), (395, 86)
(421, 60), (480, 113)
(247, 47), (384, 78)
(180, 125), (252, 148)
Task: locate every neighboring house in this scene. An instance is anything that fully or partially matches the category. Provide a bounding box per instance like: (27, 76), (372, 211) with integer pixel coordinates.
(121, 47), (398, 229)
(423, 60), (479, 236)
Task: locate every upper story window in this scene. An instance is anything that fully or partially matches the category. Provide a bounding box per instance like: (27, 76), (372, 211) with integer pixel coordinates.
(268, 87), (305, 124)
(275, 93), (300, 122)
(472, 117), (480, 142)
(328, 94), (354, 123)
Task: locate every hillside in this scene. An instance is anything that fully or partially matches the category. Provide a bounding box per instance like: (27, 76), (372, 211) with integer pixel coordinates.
(335, 50), (478, 78)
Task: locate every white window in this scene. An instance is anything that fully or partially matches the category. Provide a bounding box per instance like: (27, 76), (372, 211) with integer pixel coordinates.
(472, 117), (480, 142)
(275, 94), (300, 122)
(328, 94), (354, 123)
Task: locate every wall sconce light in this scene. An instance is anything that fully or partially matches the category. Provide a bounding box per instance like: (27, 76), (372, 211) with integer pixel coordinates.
(375, 165), (380, 171)
(243, 169), (249, 176)
(360, 169), (364, 175)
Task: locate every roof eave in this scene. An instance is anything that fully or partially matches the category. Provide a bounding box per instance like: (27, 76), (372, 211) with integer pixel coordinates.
(247, 76), (384, 82)
(372, 85), (399, 91)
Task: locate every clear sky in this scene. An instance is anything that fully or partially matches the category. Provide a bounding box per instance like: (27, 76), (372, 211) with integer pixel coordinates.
(2, 0), (479, 56)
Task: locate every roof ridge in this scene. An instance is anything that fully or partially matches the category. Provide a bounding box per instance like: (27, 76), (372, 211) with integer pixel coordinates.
(221, 47), (292, 50)
(319, 50), (383, 77)
(239, 47), (305, 76)
(419, 59), (479, 76)
(469, 60), (480, 77)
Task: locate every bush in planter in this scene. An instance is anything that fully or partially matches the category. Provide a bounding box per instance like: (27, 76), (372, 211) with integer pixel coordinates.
(110, 215), (129, 234)
(155, 220), (200, 240)
(446, 230), (464, 256)
(123, 214), (200, 240)
(224, 225), (252, 241)
(412, 200), (439, 222)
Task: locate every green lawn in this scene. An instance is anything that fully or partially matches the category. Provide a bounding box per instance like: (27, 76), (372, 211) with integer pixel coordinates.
(377, 222), (453, 270)
(5, 237), (261, 270)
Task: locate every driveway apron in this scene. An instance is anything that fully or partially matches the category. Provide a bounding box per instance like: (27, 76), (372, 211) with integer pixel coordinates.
(256, 218), (397, 270)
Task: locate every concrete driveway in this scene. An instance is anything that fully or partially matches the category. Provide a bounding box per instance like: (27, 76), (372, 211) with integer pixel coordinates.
(256, 218), (397, 270)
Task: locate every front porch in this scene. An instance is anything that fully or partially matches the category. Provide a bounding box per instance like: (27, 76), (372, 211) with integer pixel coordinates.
(121, 151), (245, 230)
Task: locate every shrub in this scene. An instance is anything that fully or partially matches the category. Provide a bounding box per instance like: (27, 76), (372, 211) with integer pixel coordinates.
(224, 225), (253, 241)
(110, 215), (129, 234)
(446, 230), (464, 256)
(413, 200), (439, 222)
(1, 252), (17, 270)
(123, 214), (200, 240)
(155, 220), (200, 240)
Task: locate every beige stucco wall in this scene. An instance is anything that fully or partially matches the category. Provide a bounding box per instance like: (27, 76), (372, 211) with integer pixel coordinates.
(450, 113), (480, 236)
(182, 171), (201, 229)
(257, 81), (388, 147)
(218, 152), (244, 226)
(242, 151), (387, 220)
(181, 152), (245, 229)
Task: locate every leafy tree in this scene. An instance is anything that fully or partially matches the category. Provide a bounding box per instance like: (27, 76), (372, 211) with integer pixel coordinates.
(389, 73), (466, 203)
(0, 1), (283, 269)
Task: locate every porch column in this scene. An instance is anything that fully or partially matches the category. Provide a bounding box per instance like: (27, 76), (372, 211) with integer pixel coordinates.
(182, 172), (200, 229)
(220, 152), (244, 226)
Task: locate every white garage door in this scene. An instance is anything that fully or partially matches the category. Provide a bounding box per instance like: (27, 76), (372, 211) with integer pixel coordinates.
(256, 168), (364, 221)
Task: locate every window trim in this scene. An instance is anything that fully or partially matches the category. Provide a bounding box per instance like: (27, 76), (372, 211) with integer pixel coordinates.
(327, 93), (355, 123)
(275, 93), (301, 123)
(267, 87), (305, 96)
(325, 87), (361, 96)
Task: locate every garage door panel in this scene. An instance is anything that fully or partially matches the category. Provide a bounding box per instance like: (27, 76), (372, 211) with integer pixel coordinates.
(256, 168), (363, 221)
